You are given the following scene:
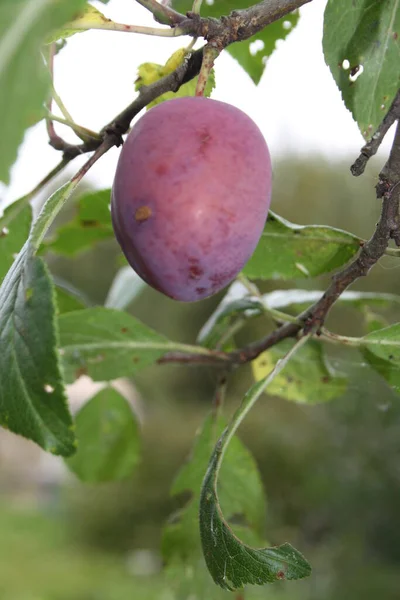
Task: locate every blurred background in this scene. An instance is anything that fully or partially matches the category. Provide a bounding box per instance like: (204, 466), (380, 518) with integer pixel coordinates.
(1, 0), (400, 599)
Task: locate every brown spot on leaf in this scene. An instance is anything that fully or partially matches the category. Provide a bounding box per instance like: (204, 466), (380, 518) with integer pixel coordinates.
(321, 376), (330, 383)
(81, 219), (100, 228)
(121, 328), (128, 333)
(135, 206), (153, 223)
(276, 571), (286, 580)
(75, 366), (88, 378)
(133, 356), (140, 363)
(393, 32), (398, 40)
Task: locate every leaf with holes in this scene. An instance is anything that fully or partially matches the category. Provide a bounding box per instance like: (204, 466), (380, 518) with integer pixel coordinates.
(171, 0), (299, 83)
(66, 387), (140, 483)
(252, 339), (347, 404)
(43, 189), (113, 256)
(0, 0), (87, 184)
(244, 212), (361, 279)
(0, 201), (32, 282)
(323, 0), (400, 139)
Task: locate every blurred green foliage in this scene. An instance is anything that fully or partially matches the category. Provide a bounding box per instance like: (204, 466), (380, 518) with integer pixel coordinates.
(2, 156), (400, 599)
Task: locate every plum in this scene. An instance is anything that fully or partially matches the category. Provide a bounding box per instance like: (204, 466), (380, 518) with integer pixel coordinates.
(111, 96), (271, 302)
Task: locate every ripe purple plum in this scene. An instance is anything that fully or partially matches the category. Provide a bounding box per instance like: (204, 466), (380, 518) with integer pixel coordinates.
(111, 96), (271, 302)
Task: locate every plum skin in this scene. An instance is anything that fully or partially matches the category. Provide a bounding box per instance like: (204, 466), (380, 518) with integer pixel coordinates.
(111, 96), (272, 302)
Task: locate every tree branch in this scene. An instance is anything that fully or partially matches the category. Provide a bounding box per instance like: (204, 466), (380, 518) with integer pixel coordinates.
(178, 0), (313, 48)
(42, 0), (312, 162)
(351, 89), (400, 176)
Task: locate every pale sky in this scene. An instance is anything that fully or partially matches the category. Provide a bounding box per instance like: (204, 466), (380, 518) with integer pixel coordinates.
(1, 0), (395, 204)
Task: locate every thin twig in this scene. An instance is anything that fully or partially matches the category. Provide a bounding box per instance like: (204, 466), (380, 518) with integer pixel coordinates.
(351, 89), (400, 176)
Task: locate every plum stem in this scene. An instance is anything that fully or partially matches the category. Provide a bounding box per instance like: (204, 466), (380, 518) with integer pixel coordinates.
(195, 44), (220, 96)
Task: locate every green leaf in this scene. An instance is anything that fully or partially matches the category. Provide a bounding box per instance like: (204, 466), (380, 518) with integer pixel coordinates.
(252, 339), (347, 404)
(0, 178), (84, 454)
(48, 4), (110, 43)
(0, 201), (32, 282)
(43, 189), (113, 256)
(0, 247), (75, 455)
(0, 0), (87, 184)
(227, 11), (299, 84)
(135, 48), (215, 109)
(66, 387), (140, 483)
(104, 266), (146, 310)
(323, 0), (400, 139)
(199, 364), (311, 590)
(172, 0), (299, 84)
(198, 281), (262, 349)
(244, 212), (361, 280)
(257, 288), (400, 312)
(55, 285), (86, 314)
(162, 413), (266, 596)
(58, 307), (216, 382)
(362, 323), (400, 391)
(58, 307), (170, 382)
(362, 307), (389, 334)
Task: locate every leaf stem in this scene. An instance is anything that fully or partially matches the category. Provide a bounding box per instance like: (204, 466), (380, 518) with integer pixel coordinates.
(0, 158), (69, 228)
(71, 20), (184, 37)
(319, 328), (364, 347)
(237, 274), (299, 324)
(50, 81), (74, 124)
(46, 113), (101, 142)
(30, 139), (114, 254)
(384, 246), (400, 256)
(215, 335), (310, 479)
(192, 0), (204, 14)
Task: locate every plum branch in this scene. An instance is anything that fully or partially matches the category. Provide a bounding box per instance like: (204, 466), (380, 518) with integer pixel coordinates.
(31, 0), (312, 171)
(137, 0), (313, 48)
